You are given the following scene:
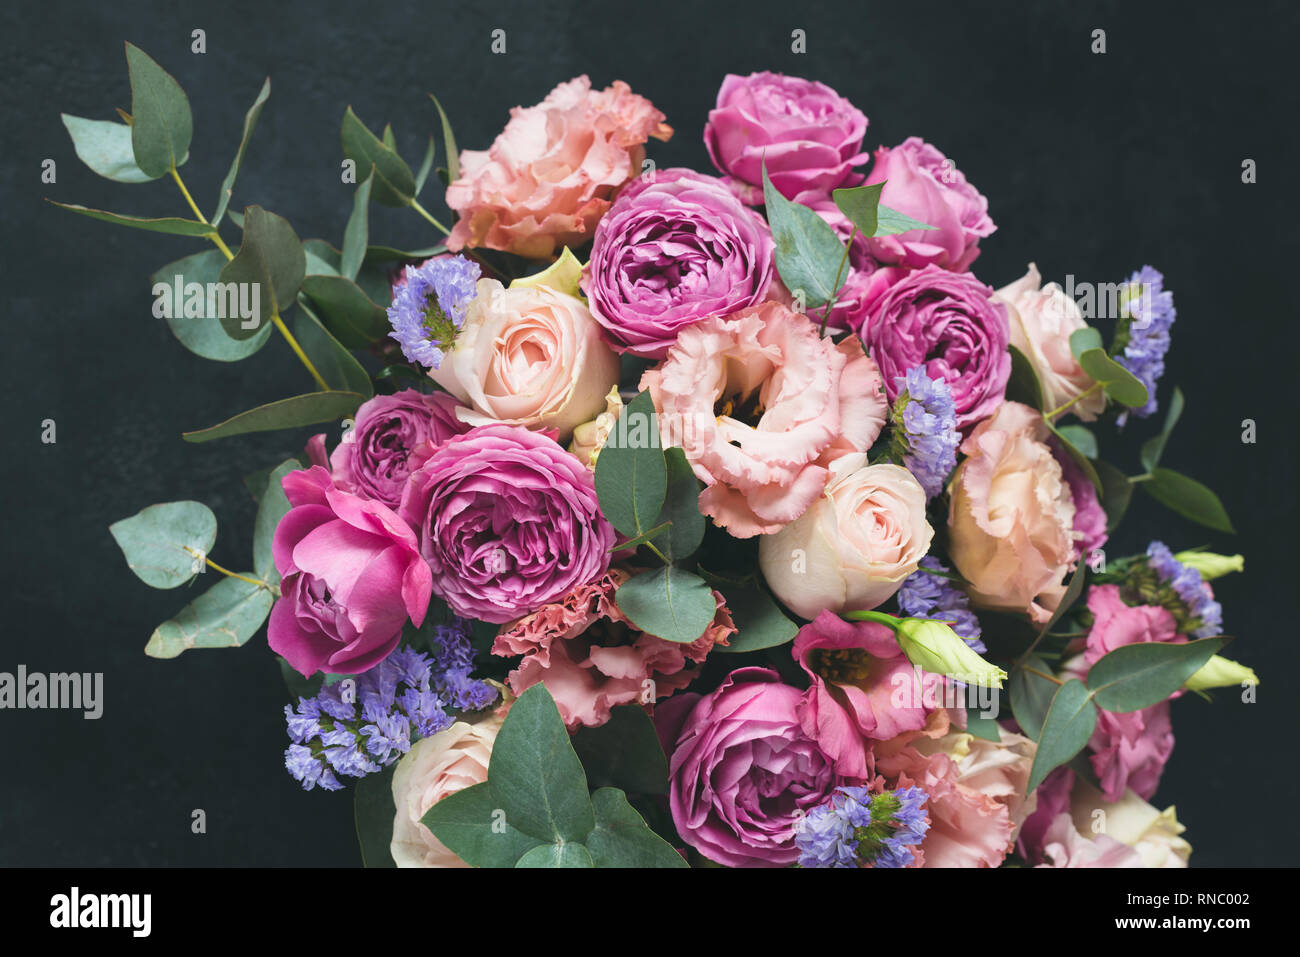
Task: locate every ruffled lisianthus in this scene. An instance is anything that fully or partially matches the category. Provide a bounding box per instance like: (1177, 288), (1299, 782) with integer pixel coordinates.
(656, 667), (845, 867)
(491, 567), (735, 730)
(1053, 443), (1109, 560)
(703, 71), (869, 204)
(387, 255), (481, 369)
(445, 76), (672, 258)
(581, 168), (776, 358)
(640, 303), (887, 538)
(861, 265), (1011, 431)
(861, 136), (995, 272)
(269, 467), (432, 676)
(427, 278), (619, 443)
(328, 390), (471, 510)
(398, 424), (615, 624)
(947, 401), (1077, 624)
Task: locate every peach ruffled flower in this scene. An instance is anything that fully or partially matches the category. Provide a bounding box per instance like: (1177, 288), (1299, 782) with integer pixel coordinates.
(640, 303), (888, 539)
(446, 76), (673, 259)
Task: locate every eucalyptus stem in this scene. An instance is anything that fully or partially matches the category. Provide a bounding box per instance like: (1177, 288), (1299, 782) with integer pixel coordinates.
(819, 225), (857, 337)
(1044, 381), (1103, 421)
(410, 198), (452, 236)
(184, 548), (270, 589)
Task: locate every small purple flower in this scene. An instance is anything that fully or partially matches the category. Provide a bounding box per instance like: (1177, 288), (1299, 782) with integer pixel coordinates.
(794, 785), (930, 868)
(387, 255), (481, 369)
(897, 557), (986, 653)
(1145, 541), (1223, 638)
(889, 366), (960, 498)
(1115, 266), (1175, 423)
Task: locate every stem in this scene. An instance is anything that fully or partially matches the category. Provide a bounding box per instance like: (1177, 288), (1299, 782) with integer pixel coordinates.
(1128, 473), (1153, 484)
(1023, 666), (1064, 686)
(1044, 381), (1103, 421)
(185, 548), (271, 589)
(819, 225), (857, 337)
(643, 541), (671, 566)
(611, 520), (673, 552)
(271, 311), (330, 391)
(409, 198), (452, 236)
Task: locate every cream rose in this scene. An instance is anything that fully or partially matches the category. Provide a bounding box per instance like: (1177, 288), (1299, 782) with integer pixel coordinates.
(430, 279), (619, 443)
(995, 264), (1103, 421)
(759, 456), (933, 619)
(1069, 779), (1192, 868)
(389, 709), (504, 868)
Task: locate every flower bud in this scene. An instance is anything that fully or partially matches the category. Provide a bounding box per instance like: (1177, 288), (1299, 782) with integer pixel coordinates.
(1185, 654), (1259, 692)
(1172, 550), (1244, 580)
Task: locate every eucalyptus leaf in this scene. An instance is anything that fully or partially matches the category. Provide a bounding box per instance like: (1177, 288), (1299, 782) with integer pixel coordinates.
(181, 391), (366, 443)
(651, 447), (705, 560)
(300, 274), (390, 348)
(150, 250), (272, 361)
(585, 788), (688, 868)
(1025, 679), (1098, 794)
(413, 135), (436, 197)
(593, 391), (666, 538)
(1056, 424), (1098, 460)
(354, 764), (397, 868)
(875, 203), (939, 236)
(420, 781), (544, 867)
(125, 42), (193, 178)
(341, 106), (415, 207)
(1086, 636), (1223, 712)
(294, 298), (374, 396)
(572, 705), (669, 794)
(1142, 468), (1235, 533)
(341, 172), (373, 282)
(61, 114), (173, 183)
(109, 500), (217, 589)
(253, 460), (299, 582)
(515, 843), (594, 868)
(964, 707), (1003, 742)
(212, 77), (271, 226)
(615, 566), (718, 644)
(1046, 419), (1102, 491)
(1094, 458), (1134, 533)
(763, 162), (847, 308)
(1140, 386), (1186, 473)
(429, 94), (460, 183)
(831, 182), (884, 237)
(47, 201), (212, 236)
(219, 206), (306, 340)
(1008, 653), (1057, 741)
(712, 580), (798, 654)
(1006, 344), (1044, 410)
(144, 575), (275, 658)
(1069, 328), (1148, 407)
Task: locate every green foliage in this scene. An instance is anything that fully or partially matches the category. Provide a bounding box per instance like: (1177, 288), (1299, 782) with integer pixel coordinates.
(61, 114), (177, 183)
(1025, 679), (1097, 793)
(144, 575), (274, 658)
(109, 501), (217, 589)
(341, 107), (415, 207)
(125, 42), (193, 178)
(1086, 637), (1223, 712)
(762, 162), (847, 308)
(594, 391), (666, 540)
(212, 78), (271, 225)
(150, 250), (273, 361)
(219, 206), (306, 339)
(615, 566), (718, 644)
(1142, 468), (1235, 534)
(181, 391), (366, 443)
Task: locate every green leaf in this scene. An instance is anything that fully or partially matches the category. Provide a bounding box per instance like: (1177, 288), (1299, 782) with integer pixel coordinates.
(593, 391), (666, 539)
(1045, 419), (1101, 491)
(413, 135), (436, 196)
(572, 705), (669, 794)
(341, 172), (373, 282)
(1140, 386), (1186, 473)
(278, 656), (324, 700)
(1025, 679), (1098, 794)
(212, 77), (271, 226)
(61, 114), (176, 183)
(109, 501), (217, 589)
(46, 200), (212, 236)
(1086, 636), (1223, 712)
(125, 42), (193, 178)
(964, 707), (1003, 742)
(585, 788), (687, 868)
(421, 781), (545, 867)
(144, 575), (274, 658)
(300, 274), (390, 348)
(253, 460), (299, 582)
(303, 239), (342, 276)
(1069, 328), (1148, 408)
(1142, 468), (1235, 533)
(762, 162), (847, 308)
(831, 182), (884, 237)
(294, 298), (374, 396)
(1008, 654), (1057, 741)
(1094, 458), (1134, 533)
(219, 206), (306, 340)
(651, 447), (705, 560)
(487, 684), (595, 844)
(363, 244), (447, 264)
(341, 106), (415, 207)
(150, 250), (273, 361)
(181, 391), (366, 443)
(515, 842), (594, 868)
(875, 203), (939, 236)
(1056, 424), (1098, 460)
(615, 566), (717, 644)
(429, 94), (460, 184)
(1005, 344), (1044, 410)
(354, 763), (397, 868)
(712, 580), (798, 653)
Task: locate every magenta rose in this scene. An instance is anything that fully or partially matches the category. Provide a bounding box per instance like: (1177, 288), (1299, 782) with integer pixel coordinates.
(656, 667), (844, 867)
(704, 71), (868, 204)
(329, 390), (470, 509)
(269, 467), (433, 676)
(398, 424), (615, 624)
(863, 265), (1011, 430)
(580, 168), (775, 358)
(863, 136), (995, 272)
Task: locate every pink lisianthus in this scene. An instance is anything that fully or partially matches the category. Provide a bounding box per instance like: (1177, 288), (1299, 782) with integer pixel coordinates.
(1083, 584), (1183, 666)
(1053, 443), (1109, 560)
(639, 303), (887, 538)
(1034, 813), (1143, 868)
(445, 76), (672, 258)
(492, 568), (735, 730)
(268, 467), (432, 676)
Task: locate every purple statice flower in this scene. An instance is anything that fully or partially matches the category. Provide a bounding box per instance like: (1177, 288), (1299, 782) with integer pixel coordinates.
(897, 556), (986, 652)
(1114, 266), (1175, 423)
(794, 786), (930, 869)
(429, 617), (498, 712)
(889, 366), (960, 498)
(1145, 541), (1223, 638)
(387, 255), (481, 369)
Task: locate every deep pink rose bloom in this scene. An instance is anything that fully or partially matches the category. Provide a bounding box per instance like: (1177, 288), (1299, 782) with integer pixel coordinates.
(792, 611), (931, 778)
(269, 467), (432, 676)
(1052, 443), (1109, 560)
(862, 265), (1011, 430)
(703, 71), (868, 204)
(329, 390), (471, 510)
(657, 667), (844, 867)
(398, 424), (615, 624)
(863, 137), (995, 272)
(581, 168), (775, 358)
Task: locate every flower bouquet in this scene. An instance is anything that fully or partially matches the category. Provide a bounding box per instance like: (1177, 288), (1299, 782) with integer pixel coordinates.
(63, 45), (1255, 868)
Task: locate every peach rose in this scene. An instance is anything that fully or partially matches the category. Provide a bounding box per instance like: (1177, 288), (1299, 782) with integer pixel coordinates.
(947, 401), (1077, 623)
(446, 76), (673, 258)
(389, 708), (505, 868)
(428, 278), (619, 443)
(994, 264), (1104, 421)
(759, 456), (933, 619)
(640, 303), (888, 538)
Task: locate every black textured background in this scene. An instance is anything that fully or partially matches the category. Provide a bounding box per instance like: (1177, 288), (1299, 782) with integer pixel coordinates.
(1, 0), (1295, 866)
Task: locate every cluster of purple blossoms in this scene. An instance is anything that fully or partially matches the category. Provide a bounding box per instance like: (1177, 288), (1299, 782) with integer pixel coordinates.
(427, 617), (499, 712)
(1145, 541), (1223, 638)
(888, 366), (960, 498)
(897, 556), (986, 652)
(387, 255), (481, 369)
(794, 786), (930, 869)
(1115, 265), (1175, 423)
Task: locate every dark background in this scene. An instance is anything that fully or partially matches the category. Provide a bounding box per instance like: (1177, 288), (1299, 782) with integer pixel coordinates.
(1, 0), (1295, 866)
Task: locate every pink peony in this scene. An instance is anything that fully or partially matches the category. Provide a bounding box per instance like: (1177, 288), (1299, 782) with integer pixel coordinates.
(446, 76), (672, 258)
(269, 467), (432, 676)
(640, 303), (887, 538)
(492, 568), (735, 730)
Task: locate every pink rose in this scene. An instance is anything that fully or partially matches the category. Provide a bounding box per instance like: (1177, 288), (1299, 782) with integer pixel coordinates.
(269, 467), (432, 676)
(492, 568), (735, 730)
(703, 71), (868, 204)
(862, 137), (995, 272)
(428, 279), (619, 443)
(640, 304), (887, 538)
(947, 401), (1077, 623)
(446, 76), (672, 258)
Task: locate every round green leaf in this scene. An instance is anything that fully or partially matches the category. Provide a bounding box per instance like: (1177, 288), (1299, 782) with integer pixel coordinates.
(151, 250), (273, 361)
(594, 391), (666, 539)
(144, 575), (274, 658)
(109, 500), (217, 589)
(125, 42), (193, 178)
(615, 566), (717, 644)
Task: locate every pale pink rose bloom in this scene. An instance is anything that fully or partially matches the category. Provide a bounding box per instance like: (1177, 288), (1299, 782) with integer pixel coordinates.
(947, 401), (1077, 624)
(1034, 812), (1144, 868)
(640, 303), (887, 538)
(428, 279), (619, 443)
(760, 456), (933, 618)
(389, 709), (504, 868)
(995, 264), (1105, 421)
(446, 76), (672, 258)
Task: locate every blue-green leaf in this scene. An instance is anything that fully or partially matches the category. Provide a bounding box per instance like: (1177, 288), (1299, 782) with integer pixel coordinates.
(110, 501), (216, 589)
(1086, 636), (1223, 712)
(763, 162), (846, 308)
(615, 566), (717, 644)
(212, 78), (270, 226)
(594, 391), (666, 539)
(1026, 679), (1097, 794)
(1142, 468), (1235, 534)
